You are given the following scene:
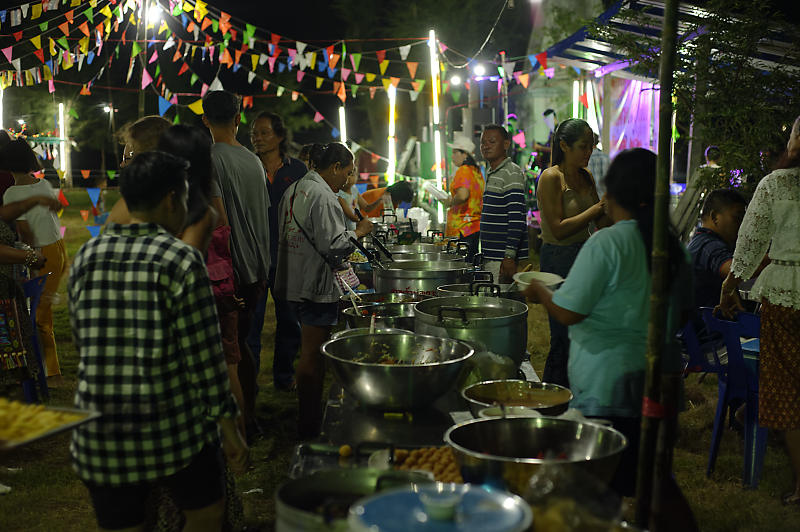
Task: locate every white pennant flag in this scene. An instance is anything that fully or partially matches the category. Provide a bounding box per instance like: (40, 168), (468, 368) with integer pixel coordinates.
(98, 66), (104, 77)
(505, 61), (516, 80)
(163, 36), (175, 51)
(350, 141), (361, 153)
(296, 41), (307, 55)
(409, 90), (420, 102)
(193, 26), (199, 41)
(10, 9), (21, 26)
(47, 0), (59, 10)
(77, 54), (85, 70)
(399, 45), (411, 60)
(20, 4), (28, 18)
(248, 71), (256, 83)
(259, 53), (268, 65)
(126, 57), (135, 82)
(249, 37), (255, 48)
(12, 58), (21, 72)
(209, 77), (224, 91)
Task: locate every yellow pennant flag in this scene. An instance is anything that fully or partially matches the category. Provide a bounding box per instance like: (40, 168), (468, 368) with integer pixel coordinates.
(158, 21), (169, 35)
(381, 78), (391, 91)
(309, 52), (316, 69)
(62, 52), (74, 70)
(183, 2), (194, 12)
(56, 169), (65, 180)
(188, 99), (204, 115)
(90, 0), (97, 6)
(194, 0), (209, 20)
(49, 38), (56, 56)
(79, 37), (89, 54)
(379, 60), (389, 75)
(31, 35), (41, 50)
(57, 209), (64, 218)
(25, 71), (34, 86)
(251, 54), (258, 71)
(71, 0), (80, 6)
(315, 76), (323, 89)
(32, 4), (42, 19)
(129, 13), (136, 25)
(100, 5), (112, 18)
(42, 65), (52, 80)
(365, 73), (376, 82)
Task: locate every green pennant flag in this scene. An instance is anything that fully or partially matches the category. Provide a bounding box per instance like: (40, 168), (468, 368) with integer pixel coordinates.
(351, 52), (361, 71)
(84, 8), (93, 24)
(451, 90), (461, 103)
(212, 19), (219, 33)
(106, 170), (115, 179)
(131, 41), (142, 56)
(56, 36), (68, 50)
(113, 6), (121, 18)
(342, 42), (346, 57)
(223, 33), (231, 45)
(244, 23), (255, 42)
(351, 84), (358, 97)
(39, 21), (48, 32)
(69, 108), (79, 119)
(240, 111), (247, 124)
(415, 79), (426, 91)
(173, 113), (180, 124)
(115, 44), (120, 57)
(155, 64), (160, 77)
(190, 73), (198, 85)
(172, 4), (182, 16)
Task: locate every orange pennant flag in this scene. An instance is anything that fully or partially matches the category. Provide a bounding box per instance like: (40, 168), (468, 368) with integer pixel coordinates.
(406, 61), (418, 79)
(518, 73), (530, 88)
(58, 21), (70, 36)
(220, 48), (233, 67)
(336, 81), (346, 103)
(235, 49), (243, 65)
(201, 17), (212, 31)
(79, 86), (91, 95)
(329, 53), (340, 69)
(65, 10), (74, 24)
(411, 80), (423, 92)
(80, 210), (89, 221)
(291, 91), (299, 101)
(369, 173), (379, 185)
(81, 169), (90, 179)
(172, 49), (181, 62)
(369, 86), (377, 99)
(78, 21), (90, 37)
(390, 77), (400, 88)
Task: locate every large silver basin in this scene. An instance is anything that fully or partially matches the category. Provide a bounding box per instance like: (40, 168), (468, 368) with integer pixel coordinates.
(341, 303), (417, 331)
(374, 261), (474, 297)
(390, 252), (467, 262)
(321, 333), (474, 410)
(388, 243), (447, 254)
(461, 380), (573, 417)
(445, 417), (627, 495)
(338, 292), (430, 309)
(414, 295), (528, 365)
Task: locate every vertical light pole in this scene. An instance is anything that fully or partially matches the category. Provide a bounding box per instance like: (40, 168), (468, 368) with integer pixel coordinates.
(0, 87), (4, 131)
(585, 79), (600, 145)
(572, 79), (580, 119)
(338, 105), (347, 144)
(386, 85), (397, 185)
(428, 29), (444, 224)
(58, 102), (70, 186)
(136, 0), (151, 117)
(499, 50), (509, 127)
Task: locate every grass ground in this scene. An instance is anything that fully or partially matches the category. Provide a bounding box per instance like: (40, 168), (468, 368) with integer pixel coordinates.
(1, 189), (798, 530)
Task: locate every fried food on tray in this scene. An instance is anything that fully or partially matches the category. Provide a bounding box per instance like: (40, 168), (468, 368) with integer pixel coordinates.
(393, 446), (463, 483)
(0, 398), (85, 443)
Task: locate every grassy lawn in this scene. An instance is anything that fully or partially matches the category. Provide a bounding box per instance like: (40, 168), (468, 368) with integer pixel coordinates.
(1, 189), (797, 530)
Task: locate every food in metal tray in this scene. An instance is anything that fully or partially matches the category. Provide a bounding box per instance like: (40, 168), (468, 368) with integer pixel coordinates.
(466, 383), (573, 408)
(393, 446), (463, 483)
(348, 250), (369, 263)
(0, 398), (86, 443)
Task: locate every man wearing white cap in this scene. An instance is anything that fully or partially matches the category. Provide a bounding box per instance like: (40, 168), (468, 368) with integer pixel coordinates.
(444, 134), (485, 261)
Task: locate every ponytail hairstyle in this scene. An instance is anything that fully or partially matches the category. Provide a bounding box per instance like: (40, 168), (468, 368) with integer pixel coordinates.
(551, 118), (591, 166)
(603, 148), (684, 280)
(309, 142), (353, 172)
(0, 138), (41, 173)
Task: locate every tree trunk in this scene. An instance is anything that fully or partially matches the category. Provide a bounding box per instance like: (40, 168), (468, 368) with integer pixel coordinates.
(634, 0), (679, 529)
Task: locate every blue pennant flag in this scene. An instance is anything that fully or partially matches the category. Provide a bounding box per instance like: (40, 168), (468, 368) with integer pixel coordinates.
(87, 51), (95, 64)
(317, 59), (327, 72)
(0, 11), (6, 24)
(94, 212), (109, 225)
(528, 54), (537, 68)
(86, 225), (101, 238)
(572, 66), (581, 75)
(181, 14), (188, 27)
(45, 59), (53, 72)
(277, 62), (285, 73)
(399, 201), (411, 217)
(86, 187), (101, 208)
(286, 58), (293, 72)
(157, 96), (172, 116)
(327, 67), (337, 79)
(355, 183), (367, 194)
(331, 127), (340, 138)
(233, 63), (241, 72)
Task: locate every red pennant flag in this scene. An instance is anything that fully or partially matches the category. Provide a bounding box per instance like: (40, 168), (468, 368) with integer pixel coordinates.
(535, 51), (547, 70)
(58, 189), (69, 206)
(81, 169), (90, 179)
(33, 49), (45, 63)
(242, 96), (254, 109)
(230, 29), (238, 42)
(329, 53), (340, 69)
(178, 63), (189, 75)
(79, 86), (91, 95)
(406, 61), (418, 79)
(12, 31), (22, 42)
(270, 33), (281, 46)
(326, 45), (334, 60)
(369, 86), (377, 99)
(80, 210), (89, 221)
(59, 21), (70, 36)
(65, 9), (74, 24)
(235, 49), (243, 64)
(272, 46), (281, 58)
(172, 49), (182, 62)
(78, 21), (90, 37)
(375, 49), (386, 63)
(262, 79), (270, 91)
(579, 92), (589, 109)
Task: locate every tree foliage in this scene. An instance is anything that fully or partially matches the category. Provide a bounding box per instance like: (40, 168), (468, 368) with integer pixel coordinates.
(589, 0), (800, 192)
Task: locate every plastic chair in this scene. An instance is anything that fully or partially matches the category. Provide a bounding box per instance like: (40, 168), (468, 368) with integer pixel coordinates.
(701, 307), (766, 488)
(679, 318), (727, 376)
(20, 274), (50, 403)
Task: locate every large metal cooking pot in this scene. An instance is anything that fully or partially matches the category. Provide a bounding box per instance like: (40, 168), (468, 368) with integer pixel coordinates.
(390, 252), (468, 262)
(374, 260), (476, 297)
(338, 291), (430, 309)
(387, 243), (445, 254)
(461, 380), (573, 417)
(414, 295), (529, 365)
(321, 333), (474, 410)
(275, 468), (432, 532)
(444, 417), (628, 495)
(341, 302), (417, 331)
(330, 327), (410, 340)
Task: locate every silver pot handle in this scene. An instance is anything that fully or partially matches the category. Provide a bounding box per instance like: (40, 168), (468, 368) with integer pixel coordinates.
(471, 270), (493, 283)
(437, 306), (469, 324)
(471, 282), (500, 297)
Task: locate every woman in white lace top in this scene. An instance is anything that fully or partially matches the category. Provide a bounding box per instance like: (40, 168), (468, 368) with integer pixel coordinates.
(720, 115), (800, 506)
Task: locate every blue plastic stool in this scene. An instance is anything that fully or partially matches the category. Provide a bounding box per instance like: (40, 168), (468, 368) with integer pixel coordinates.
(20, 274), (51, 403)
(701, 308), (766, 489)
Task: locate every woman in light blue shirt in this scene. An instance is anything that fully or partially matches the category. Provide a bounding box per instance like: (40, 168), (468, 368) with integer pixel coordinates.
(524, 148), (689, 496)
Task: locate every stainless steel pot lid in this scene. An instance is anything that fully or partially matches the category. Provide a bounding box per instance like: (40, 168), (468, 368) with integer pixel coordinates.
(415, 296), (528, 321)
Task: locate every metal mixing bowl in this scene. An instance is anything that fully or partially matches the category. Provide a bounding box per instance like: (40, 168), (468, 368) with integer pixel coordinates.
(461, 380), (573, 416)
(331, 328), (410, 340)
(444, 417), (628, 495)
(321, 333), (474, 410)
(341, 302), (417, 331)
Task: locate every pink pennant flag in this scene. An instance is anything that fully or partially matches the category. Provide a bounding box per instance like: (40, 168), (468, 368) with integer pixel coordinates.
(1, 46), (12, 63)
(149, 50), (158, 64)
(512, 131), (526, 148)
(48, 79), (55, 93)
(170, 94), (178, 105)
(200, 83), (209, 97)
(267, 56), (276, 72)
(60, 226), (66, 238)
(296, 70), (305, 82)
(341, 67), (351, 81)
(354, 72), (364, 84)
(313, 111), (324, 123)
(141, 68), (153, 89)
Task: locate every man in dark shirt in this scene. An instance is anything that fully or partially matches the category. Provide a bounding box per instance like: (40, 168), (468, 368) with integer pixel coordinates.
(246, 112), (307, 391)
(686, 189), (747, 333)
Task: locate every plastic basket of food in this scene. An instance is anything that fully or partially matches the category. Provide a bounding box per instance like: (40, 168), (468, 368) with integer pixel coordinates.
(0, 398), (100, 450)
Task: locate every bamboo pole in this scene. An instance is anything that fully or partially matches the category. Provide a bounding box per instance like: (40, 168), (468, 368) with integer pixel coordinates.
(635, 0), (679, 528)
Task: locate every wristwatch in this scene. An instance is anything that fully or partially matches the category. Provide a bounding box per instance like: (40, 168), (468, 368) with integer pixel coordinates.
(504, 250), (517, 260)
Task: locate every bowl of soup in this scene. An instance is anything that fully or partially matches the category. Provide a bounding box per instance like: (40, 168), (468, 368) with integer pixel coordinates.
(461, 380), (573, 416)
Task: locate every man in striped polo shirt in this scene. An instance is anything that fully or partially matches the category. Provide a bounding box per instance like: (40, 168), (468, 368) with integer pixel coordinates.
(479, 125), (528, 285)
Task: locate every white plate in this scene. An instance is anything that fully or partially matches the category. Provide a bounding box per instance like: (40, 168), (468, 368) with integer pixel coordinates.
(513, 271), (564, 288)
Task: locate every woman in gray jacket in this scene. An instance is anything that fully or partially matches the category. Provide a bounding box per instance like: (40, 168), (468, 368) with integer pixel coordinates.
(275, 142), (373, 438)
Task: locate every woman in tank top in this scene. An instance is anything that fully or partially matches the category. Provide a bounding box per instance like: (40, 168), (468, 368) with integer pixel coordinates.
(536, 118), (610, 387)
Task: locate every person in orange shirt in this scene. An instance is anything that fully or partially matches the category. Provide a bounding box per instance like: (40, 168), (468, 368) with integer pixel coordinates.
(360, 180), (414, 218)
(445, 135), (485, 260)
